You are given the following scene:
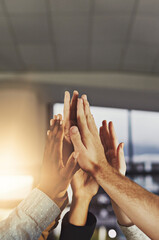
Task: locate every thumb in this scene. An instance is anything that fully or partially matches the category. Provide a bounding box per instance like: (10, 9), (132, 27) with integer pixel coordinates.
(117, 142), (126, 175)
(70, 126), (85, 151)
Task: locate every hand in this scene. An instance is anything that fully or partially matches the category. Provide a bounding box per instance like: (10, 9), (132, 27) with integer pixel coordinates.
(63, 91), (79, 165)
(69, 169), (99, 226)
(70, 97), (108, 176)
(100, 120), (126, 175)
(100, 120), (133, 227)
(71, 168), (99, 200)
(38, 114), (78, 203)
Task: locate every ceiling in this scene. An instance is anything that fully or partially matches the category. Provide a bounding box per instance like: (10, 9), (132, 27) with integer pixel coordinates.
(0, 0), (159, 73)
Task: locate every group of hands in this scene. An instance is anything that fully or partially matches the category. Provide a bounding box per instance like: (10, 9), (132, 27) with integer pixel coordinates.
(38, 90), (132, 227)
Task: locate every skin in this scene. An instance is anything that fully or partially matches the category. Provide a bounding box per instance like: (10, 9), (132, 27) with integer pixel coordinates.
(63, 91), (99, 226)
(100, 120), (133, 227)
(69, 95), (159, 240)
(38, 114), (78, 207)
(69, 169), (99, 226)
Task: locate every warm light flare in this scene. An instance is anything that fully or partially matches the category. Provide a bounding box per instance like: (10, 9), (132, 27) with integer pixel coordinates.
(0, 175), (33, 200)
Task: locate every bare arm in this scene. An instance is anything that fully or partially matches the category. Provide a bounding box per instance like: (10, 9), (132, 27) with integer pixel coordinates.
(99, 120), (133, 227)
(69, 96), (159, 240)
(69, 169), (98, 226)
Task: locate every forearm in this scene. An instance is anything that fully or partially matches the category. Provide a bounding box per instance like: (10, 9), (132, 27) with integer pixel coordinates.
(0, 188), (61, 240)
(69, 196), (91, 226)
(94, 164), (159, 240)
(111, 200), (133, 227)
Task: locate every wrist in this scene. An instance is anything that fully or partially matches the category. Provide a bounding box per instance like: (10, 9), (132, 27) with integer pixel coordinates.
(72, 194), (92, 205)
(69, 195), (90, 226)
(92, 159), (111, 181)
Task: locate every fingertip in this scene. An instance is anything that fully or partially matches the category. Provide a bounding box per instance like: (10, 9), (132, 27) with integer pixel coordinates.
(70, 126), (78, 134)
(81, 94), (87, 100)
(65, 91), (70, 97)
(54, 115), (57, 120)
(73, 90), (79, 96)
(109, 121), (113, 128)
(47, 130), (50, 136)
(73, 151), (79, 159)
(102, 120), (106, 126)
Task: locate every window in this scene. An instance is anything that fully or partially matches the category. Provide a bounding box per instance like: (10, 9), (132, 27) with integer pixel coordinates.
(53, 103), (159, 240)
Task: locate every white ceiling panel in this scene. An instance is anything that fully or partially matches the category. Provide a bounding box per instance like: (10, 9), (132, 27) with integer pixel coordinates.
(91, 44), (122, 70)
(57, 45), (88, 70)
(19, 45), (55, 70)
(94, 0), (135, 14)
(10, 14), (50, 44)
(137, 0), (159, 15)
(49, 0), (90, 13)
(92, 15), (130, 44)
(4, 0), (46, 13)
(123, 44), (157, 71)
(52, 16), (89, 45)
(0, 15), (13, 44)
(131, 16), (159, 44)
(0, 45), (23, 70)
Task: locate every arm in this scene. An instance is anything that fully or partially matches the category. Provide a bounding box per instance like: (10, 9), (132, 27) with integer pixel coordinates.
(69, 96), (159, 240)
(100, 120), (133, 227)
(60, 168), (98, 240)
(0, 116), (78, 240)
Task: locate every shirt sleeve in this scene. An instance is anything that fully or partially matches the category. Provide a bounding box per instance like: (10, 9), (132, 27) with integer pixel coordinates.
(119, 224), (151, 240)
(0, 188), (61, 240)
(59, 211), (96, 240)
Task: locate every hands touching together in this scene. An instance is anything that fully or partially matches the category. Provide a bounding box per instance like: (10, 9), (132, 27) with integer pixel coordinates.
(39, 90), (159, 240)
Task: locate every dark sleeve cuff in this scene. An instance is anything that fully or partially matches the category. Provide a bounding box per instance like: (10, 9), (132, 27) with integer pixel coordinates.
(60, 211), (96, 240)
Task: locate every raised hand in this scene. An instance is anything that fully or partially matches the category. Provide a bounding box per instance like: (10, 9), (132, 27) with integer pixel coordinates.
(69, 169), (99, 226)
(71, 169), (99, 200)
(100, 120), (126, 175)
(38, 114), (78, 204)
(70, 97), (108, 175)
(63, 91), (79, 165)
(100, 120), (133, 226)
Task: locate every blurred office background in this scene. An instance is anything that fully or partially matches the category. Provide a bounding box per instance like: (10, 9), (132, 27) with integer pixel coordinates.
(0, 0), (159, 239)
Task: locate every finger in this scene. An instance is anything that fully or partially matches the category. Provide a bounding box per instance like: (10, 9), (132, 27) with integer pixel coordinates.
(63, 91), (71, 137)
(100, 126), (107, 153)
(117, 142), (126, 175)
(70, 126), (85, 152)
(70, 90), (79, 124)
(52, 119), (64, 163)
(82, 96), (98, 136)
(109, 121), (118, 150)
(102, 120), (111, 151)
(53, 114), (63, 137)
(62, 152), (79, 179)
(77, 98), (90, 145)
(50, 118), (56, 131)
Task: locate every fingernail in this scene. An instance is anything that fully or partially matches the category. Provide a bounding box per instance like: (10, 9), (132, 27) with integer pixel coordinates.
(71, 126), (78, 134)
(122, 143), (125, 148)
(47, 130), (50, 136)
(83, 94), (87, 100)
(50, 119), (53, 126)
(73, 152), (79, 159)
(60, 120), (63, 125)
(65, 91), (69, 97)
(74, 90), (79, 95)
